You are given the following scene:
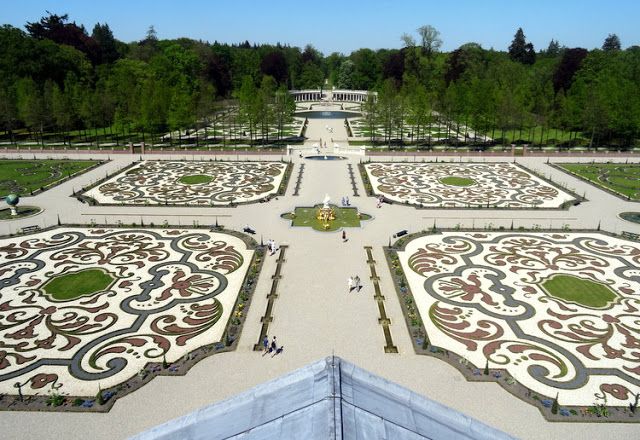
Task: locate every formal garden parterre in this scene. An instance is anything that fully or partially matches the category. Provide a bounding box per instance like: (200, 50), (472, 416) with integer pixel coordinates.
(554, 163), (640, 201)
(0, 227), (259, 410)
(81, 160), (290, 206)
(389, 231), (640, 419)
(0, 159), (104, 197)
(362, 162), (577, 209)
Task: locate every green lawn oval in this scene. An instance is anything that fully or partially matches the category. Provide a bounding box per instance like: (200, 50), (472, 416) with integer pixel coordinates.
(439, 176), (476, 187)
(541, 274), (618, 308)
(179, 174), (213, 185)
(42, 269), (115, 301)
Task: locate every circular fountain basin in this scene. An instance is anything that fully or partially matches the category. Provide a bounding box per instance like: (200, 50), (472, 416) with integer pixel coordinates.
(295, 111), (361, 119)
(305, 155), (347, 161)
(620, 212), (640, 224)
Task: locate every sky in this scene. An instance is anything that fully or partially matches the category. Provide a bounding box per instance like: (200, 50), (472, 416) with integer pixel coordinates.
(3, 0), (640, 54)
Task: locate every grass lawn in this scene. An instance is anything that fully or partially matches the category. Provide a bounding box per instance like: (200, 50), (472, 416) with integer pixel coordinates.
(282, 205), (371, 231)
(558, 163), (640, 200)
(541, 274), (617, 308)
(42, 269), (115, 301)
(440, 176), (476, 187)
(497, 126), (585, 143)
(179, 174), (213, 185)
(0, 160), (101, 197)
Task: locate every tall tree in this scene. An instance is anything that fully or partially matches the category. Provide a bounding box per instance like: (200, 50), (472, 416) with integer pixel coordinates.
(167, 77), (194, 134)
(602, 34), (621, 52)
(377, 79), (400, 145)
(508, 28), (536, 65)
(0, 84), (18, 141)
(350, 49), (379, 89)
(382, 50), (405, 87)
(552, 48), (588, 93)
(363, 93), (378, 143)
(404, 78), (430, 144)
(546, 39), (561, 56)
(257, 75), (276, 143)
(274, 85), (294, 140)
(16, 78), (43, 139)
(235, 75), (259, 142)
(417, 25), (442, 58)
(91, 22), (119, 64)
(336, 60), (355, 89)
(26, 12), (99, 64)
(260, 50), (288, 85)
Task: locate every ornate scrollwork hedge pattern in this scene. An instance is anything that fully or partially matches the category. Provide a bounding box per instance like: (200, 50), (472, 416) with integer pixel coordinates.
(0, 228), (252, 396)
(398, 232), (640, 406)
(364, 162), (575, 208)
(84, 160), (287, 205)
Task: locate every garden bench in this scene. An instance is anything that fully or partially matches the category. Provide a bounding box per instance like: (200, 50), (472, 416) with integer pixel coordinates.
(20, 225), (41, 234)
(621, 231), (639, 241)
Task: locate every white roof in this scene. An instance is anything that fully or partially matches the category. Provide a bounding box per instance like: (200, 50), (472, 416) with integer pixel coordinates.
(130, 356), (515, 440)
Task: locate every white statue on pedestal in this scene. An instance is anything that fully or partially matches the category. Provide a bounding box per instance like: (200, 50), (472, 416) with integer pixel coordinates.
(322, 194), (331, 209)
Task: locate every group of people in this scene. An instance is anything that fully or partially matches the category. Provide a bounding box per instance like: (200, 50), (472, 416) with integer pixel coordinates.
(347, 275), (362, 292)
(266, 238), (279, 256)
(262, 335), (284, 357)
(340, 196), (351, 206)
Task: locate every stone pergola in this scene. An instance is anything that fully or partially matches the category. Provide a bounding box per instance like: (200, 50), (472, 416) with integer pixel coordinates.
(331, 89), (371, 103)
(290, 89), (375, 103)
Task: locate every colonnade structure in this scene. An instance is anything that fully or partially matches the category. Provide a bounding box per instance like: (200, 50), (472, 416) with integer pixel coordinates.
(290, 89), (375, 103)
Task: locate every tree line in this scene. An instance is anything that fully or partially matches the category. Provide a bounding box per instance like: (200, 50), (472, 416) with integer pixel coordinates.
(363, 28), (639, 148)
(0, 13), (638, 148)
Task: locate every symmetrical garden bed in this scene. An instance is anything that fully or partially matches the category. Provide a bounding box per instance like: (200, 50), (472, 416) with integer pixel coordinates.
(553, 163), (640, 201)
(361, 162), (577, 209)
(0, 159), (104, 197)
(388, 230), (640, 421)
(81, 160), (291, 206)
(0, 226), (262, 411)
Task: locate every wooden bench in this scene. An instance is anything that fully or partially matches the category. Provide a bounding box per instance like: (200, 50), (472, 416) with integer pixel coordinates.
(20, 225), (41, 234)
(621, 231), (640, 241)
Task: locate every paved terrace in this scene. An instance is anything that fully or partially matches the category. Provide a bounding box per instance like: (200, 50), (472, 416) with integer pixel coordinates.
(0, 114), (639, 440)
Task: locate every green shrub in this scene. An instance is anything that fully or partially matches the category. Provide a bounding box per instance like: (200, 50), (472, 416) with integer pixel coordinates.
(96, 386), (105, 405)
(551, 393), (559, 414)
(46, 392), (65, 407)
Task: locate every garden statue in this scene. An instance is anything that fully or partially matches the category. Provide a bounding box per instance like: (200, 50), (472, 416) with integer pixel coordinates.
(5, 193), (19, 216)
(322, 193), (331, 209)
(317, 193), (336, 229)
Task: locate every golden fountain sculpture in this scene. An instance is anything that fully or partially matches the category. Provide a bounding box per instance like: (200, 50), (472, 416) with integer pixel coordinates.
(317, 193), (336, 229)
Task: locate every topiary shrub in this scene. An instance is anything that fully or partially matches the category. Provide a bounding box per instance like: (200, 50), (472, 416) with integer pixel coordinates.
(96, 386), (105, 405)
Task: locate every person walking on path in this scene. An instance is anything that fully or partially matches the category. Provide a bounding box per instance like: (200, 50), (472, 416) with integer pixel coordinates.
(348, 276), (354, 292)
(342, 230), (347, 242)
(262, 335), (269, 353)
(271, 336), (277, 353)
(354, 275), (361, 292)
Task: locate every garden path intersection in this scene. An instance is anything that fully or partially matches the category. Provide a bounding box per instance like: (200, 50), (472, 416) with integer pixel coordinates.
(0, 143), (639, 439)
